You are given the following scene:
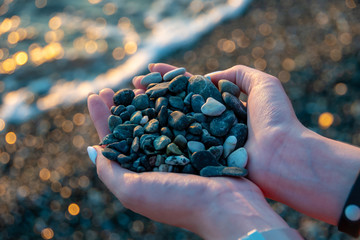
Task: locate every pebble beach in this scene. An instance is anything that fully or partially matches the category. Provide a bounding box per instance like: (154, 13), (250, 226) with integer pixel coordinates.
(1, 0), (360, 239)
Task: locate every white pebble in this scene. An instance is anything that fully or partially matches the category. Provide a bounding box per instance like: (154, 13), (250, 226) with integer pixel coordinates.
(140, 115), (149, 125)
(201, 97), (226, 116)
(187, 141), (205, 153)
(227, 147), (248, 168)
(223, 136), (237, 158)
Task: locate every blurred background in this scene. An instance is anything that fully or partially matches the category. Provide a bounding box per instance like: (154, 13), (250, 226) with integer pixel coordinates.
(0, 0), (359, 239)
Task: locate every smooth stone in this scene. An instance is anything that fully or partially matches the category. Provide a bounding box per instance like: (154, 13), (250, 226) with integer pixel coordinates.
(149, 100), (155, 109)
(139, 156), (151, 170)
(201, 97), (226, 116)
(130, 111), (142, 124)
(169, 96), (184, 110)
(188, 122), (202, 135)
(193, 113), (206, 123)
(155, 155), (164, 167)
(191, 151), (220, 171)
(227, 147), (248, 168)
(140, 134), (158, 151)
(166, 143), (183, 155)
(131, 94), (149, 110)
(120, 110), (131, 121)
(184, 92), (193, 105)
(223, 136), (237, 158)
(100, 133), (118, 145)
(158, 106), (168, 127)
(108, 140), (129, 154)
(147, 83), (157, 89)
(185, 133), (201, 141)
(218, 79), (240, 97)
(154, 135), (171, 150)
(200, 166), (248, 177)
(222, 92), (247, 121)
(141, 72), (162, 86)
(113, 89), (135, 106)
(131, 137), (140, 152)
(145, 82), (170, 98)
(159, 164), (170, 172)
(182, 164), (197, 174)
(108, 115), (123, 132)
(137, 166), (146, 172)
(187, 75), (223, 102)
(163, 67), (186, 81)
(229, 123), (248, 148)
(102, 148), (120, 161)
(110, 106), (116, 114)
(168, 111), (190, 130)
(112, 105), (126, 116)
(142, 108), (156, 119)
(173, 135), (187, 150)
(172, 129), (186, 137)
(168, 75), (188, 93)
(208, 145), (224, 161)
(177, 91), (187, 99)
(144, 119), (159, 133)
(186, 115), (196, 124)
(209, 110), (236, 137)
(165, 155), (190, 165)
(133, 158), (141, 168)
(160, 127), (173, 139)
(140, 115), (149, 125)
(187, 141), (205, 153)
(191, 94), (205, 113)
(113, 124), (137, 140)
(201, 135), (223, 148)
(155, 97), (168, 112)
(133, 125), (144, 138)
(117, 154), (133, 164)
(126, 105), (136, 115)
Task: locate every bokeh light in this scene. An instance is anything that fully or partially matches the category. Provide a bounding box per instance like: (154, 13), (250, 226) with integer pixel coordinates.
(0, 119), (5, 131)
(124, 41), (137, 55)
(48, 16), (62, 30)
(41, 228), (54, 239)
(15, 51), (28, 65)
(112, 47), (125, 60)
(318, 112), (334, 129)
(39, 168), (51, 181)
(68, 203), (80, 216)
(5, 132), (16, 144)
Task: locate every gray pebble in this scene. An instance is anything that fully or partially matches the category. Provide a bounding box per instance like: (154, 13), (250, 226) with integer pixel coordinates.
(112, 105), (126, 116)
(209, 110), (236, 137)
(201, 135), (223, 148)
(165, 155), (190, 165)
(113, 88), (135, 106)
(126, 105), (136, 115)
(108, 140), (129, 154)
(223, 136), (237, 158)
(154, 135), (171, 150)
(229, 123), (248, 148)
(158, 106), (168, 127)
(108, 115), (123, 132)
(173, 135), (187, 150)
(113, 124), (137, 140)
(182, 164), (197, 174)
(102, 148), (120, 161)
(166, 143), (183, 155)
(140, 134), (158, 151)
(187, 75), (223, 102)
(168, 75), (188, 93)
(185, 133), (201, 141)
(100, 133), (118, 145)
(172, 129), (186, 137)
(140, 115), (149, 125)
(155, 97), (168, 112)
(145, 82), (170, 98)
(218, 79), (240, 97)
(184, 92), (194, 105)
(160, 127), (173, 139)
(131, 137), (140, 152)
(227, 147), (248, 168)
(191, 94), (205, 113)
(130, 111), (142, 124)
(201, 97), (226, 116)
(208, 145), (224, 161)
(163, 67), (186, 81)
(176, 91), (187, 99)
(187, 141), (205, 153)
(222, 92), (247, 121)
(168, 111), (190, 130)
(133, 125), (144, 138)
(155, 155), (164, 167)
(169, 96), (184, 110)
(117, 154), (132, 164)
(193, 113), (206, 123)
(188, 122), (202, 135)
(144, 119), (159, 133)
(132, 94), (149, 110)
(159, 164), (170, 172)
(200, 166), (248, 177)
(142, 108), (156, 119)
(119, 111), (131, 121)
(141, 72), (162, 86)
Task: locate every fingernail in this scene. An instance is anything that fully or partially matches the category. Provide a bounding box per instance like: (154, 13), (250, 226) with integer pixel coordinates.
(148, 63), (155, 71)
(87, 146), (97, 165)
(204, 70), (222, 77)
(88, 92), (95, 97)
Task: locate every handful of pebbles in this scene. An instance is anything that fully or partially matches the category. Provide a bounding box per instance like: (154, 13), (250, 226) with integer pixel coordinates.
(100, 67), (249, 177)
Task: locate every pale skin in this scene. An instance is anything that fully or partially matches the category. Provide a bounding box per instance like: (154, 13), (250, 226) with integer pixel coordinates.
(87, 63), (360, 239)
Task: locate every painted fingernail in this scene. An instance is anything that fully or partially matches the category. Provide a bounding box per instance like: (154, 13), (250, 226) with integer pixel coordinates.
(87, 146), (97, 165)
(204, 71), (222, 77)
(148, 63), (155, 70)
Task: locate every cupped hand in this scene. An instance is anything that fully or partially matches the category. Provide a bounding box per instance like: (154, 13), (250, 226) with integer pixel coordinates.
(87, 64), (289, 239)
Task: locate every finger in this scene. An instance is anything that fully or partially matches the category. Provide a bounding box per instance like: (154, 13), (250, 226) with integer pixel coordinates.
(133, 89), (145, 95)
(148, 63), (192, 77)
(132, 75), (145, 90)
(87, 94), (111, 140)
(205, 65), (278, 95)
(99, 88), (115, 109)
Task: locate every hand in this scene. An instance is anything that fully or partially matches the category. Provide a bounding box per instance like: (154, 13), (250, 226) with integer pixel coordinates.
(87, 64), (290, 239)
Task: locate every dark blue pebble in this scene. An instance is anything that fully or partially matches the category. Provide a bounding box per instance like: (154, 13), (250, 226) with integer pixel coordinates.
(113, 124), (137, 140)
(191, 94), (205, 113)
(160, 127), (173, 139)
(229, 123), (248, 148)
(158, 106), (168, 127)
(209, 110), (236, 137)
(102, 148), (120, 161)
(191, 151), (221, 171)
(108, 140), (129, 154)
(117, 154), (133, 164)
(168, 75), (188, 93)
(222, 92), (247, 121)
(132, 94), (149, 110)
(187, 75), (223, 102)
(113, 88), (135, 106)
(168, 111), (190, 130)
(169, 96), (184, 110)
(155, 97), (168, 113)
(108, 115), (123, 132)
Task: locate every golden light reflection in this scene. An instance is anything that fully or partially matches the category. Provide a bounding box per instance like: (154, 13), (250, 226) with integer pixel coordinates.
(0, 18), (12, 33)
(35, 0), (47, 8)
(73, 113), (85, 126)
(103, 3), (117, 15)
(2, 58), (16, 73)
(10, 15), (21, 29)
(88, 0), (102, 4)
(319, 112), (334, 129)
(68, 203), (80, 216)
(0, 119), (5, 131)
(5, 132), (16, 144)
(16, 28), (27, 40)
(85, 40), (98, 54)
(49, 16), (62, 30)
(15, 51), (28, 65)
(8, 31), (20, 44)
(282, 58), (296, 71)
(60, 186), (72, 198)
(334, 83), (347, 95)
(41, 228), (54, 240)
(62, 120), (73, 133)
(112, 47), (125, 60)
(124, 41), (137, 55)
(39, 168), (51, 181)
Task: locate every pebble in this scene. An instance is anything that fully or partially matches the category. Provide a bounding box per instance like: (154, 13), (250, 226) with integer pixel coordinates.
(193, 113), (206, 123)
(169, 96), (184, 110)
(140, 134), (158, 152)
(223, 136), (237, 158)
(187, 141), (205, 153)
(102, 148), (120, 161)
(113, 88), (135, 106)
(113, 105), (126, 116)
(154, 135), (171, 150)
(145, 82), (170, 98)
(191, 94), (205, 113)
(141, 72), (162, 86)
(168, 111), (190, 130)
(188, 122), (202, 135)
(144, 119), (159, 133)
(158, 106), (168, 127)
(159, 164), (170, 172)
(201, 135), (222, 148)
(142, 108), (156, 119)
(163, 67), (186, 81)
(117, 154), (133, 164)
(132, 94), (149, 110)
(130, 111), (142, 124)
(165, 155), (190, 165)
(182, 164), (197, 174)
(183, 92), (193, 105)
(100, 133), (118, 145)
(166, 143), (183, 155)
(108, 115), (123, 132)
(200, 166), (248, 177)
(140, 156), (151, 170)
(222, 92), (247, 121)
(155, 97), (168, 112)
(208, 145), (224, 161)
(201, 97), (226, 116)
(185, 133), (201, 141)
(172, 129), (186, 137)
(209, 110), (236, 137)
(229, 123), (248, 148)
(187, 75), (223, 102)
(160, 127), (173, 139)
(173, 135), (187, 150)
(120, 110), (131, 121)
(126, 105), (136, 116)
(147, 83), (157, 89)
(133, 125), (144, 138)
(108, 140), (129, 154)
(218, 79), (240, 97)
(140, 115), (149, 125)
(131, 137), (140, 152)
(227, 147), (248, 168)
(168, 75), (188, 93)
(113, 124), (137, 140)
(155, 155), (164, 167)
(191, 151), (220, 171)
